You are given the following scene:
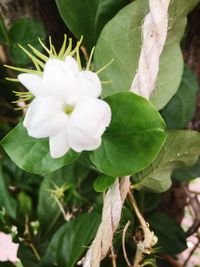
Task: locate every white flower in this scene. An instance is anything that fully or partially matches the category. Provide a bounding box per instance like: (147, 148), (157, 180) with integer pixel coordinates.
(18, 56), (111, 158)
(0, 232), (19, 262)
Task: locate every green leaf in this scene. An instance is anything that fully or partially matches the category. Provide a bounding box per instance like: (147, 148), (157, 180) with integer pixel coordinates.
(37, 165), (74, 233)
(134, 130), (200, 192)
(160, 65), (199, 129)
(94, 0), (199, 109)
(18, 244), (41, 267)
(1, 122), (79, 175)
(78, 152), (98, 171)
(55, 0), (129, 51)
(0, 162), (17, 218)
(150, 44), (183, 109)
(142, 192), (161, 213)
(89, 92), (166, 177)
(148, 212), (187, 255)
(172, 157), (200, 182)
(8, 18), (46, 65)
(41, 213), (101, 267)
(93, 174), (116, 192)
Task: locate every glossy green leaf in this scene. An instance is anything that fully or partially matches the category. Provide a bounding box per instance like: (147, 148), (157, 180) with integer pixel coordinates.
(89, 92), (166, 176)
(148, 212), (187, 255)
(93, 174), (116, 192)
(172, 157), (200, 182)
(160, 65), (199, 129)
(94, 0), (199, 109)
(8, 18), (46, 65)
(0, 162), (17, 218)
(134, 130), (200, 192)
(41, 213), (100, 267)
(1, 122), (79, 175)
(55, 0), (129, 50)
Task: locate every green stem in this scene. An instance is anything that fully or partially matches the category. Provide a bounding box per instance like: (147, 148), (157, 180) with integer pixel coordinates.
(14, 261), (24, 267)
(29, 243), (41, 261)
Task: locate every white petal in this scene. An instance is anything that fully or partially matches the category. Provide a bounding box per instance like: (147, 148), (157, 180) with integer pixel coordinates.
(67, 98), (111, 152)
(65, 56), (80, 74)
(70, 97), (111, 138)
(18, 73), (43, 96)
(79, 71), (101, 97)
(23, 96), (68, 138)
(49, 130), (70, 158)
(70, 71), (101, 103)
(43, 59), (78, 100)
(68, 124), (101, 152)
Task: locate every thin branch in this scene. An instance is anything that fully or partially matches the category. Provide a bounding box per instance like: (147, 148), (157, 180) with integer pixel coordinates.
(122, 221), (132, 267)
(183, 238), (200, 266)
(188, 190), (200, 195)
(128, 191), (157, 267)
(128, 192), (146, 229)
(133, 248), (144, 267)
(24, 215), (41, 261)
(183, 185), (200, 237)
(128, 191), (156, 253)
(110, 246), (117, 267)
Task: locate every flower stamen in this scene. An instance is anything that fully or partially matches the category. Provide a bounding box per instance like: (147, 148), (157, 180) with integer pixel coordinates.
(64, 104), (74, 115)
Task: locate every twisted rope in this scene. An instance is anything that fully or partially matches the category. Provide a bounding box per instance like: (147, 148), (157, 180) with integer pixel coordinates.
(130, 0), (171, 99)
(83, 1), (171, 266)
(83, 177), (130, 267)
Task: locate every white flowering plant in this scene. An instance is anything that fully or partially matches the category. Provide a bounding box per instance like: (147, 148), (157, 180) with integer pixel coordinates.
(0, 1), (200, 267)
(2, 35), (166, 177)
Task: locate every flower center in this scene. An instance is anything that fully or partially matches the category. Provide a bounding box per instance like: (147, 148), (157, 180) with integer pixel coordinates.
(64, 104), (74, 115)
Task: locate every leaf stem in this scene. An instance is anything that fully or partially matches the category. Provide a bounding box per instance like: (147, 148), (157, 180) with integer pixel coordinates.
(28, 243), (41, 261)
(52, 194), (69, 221)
